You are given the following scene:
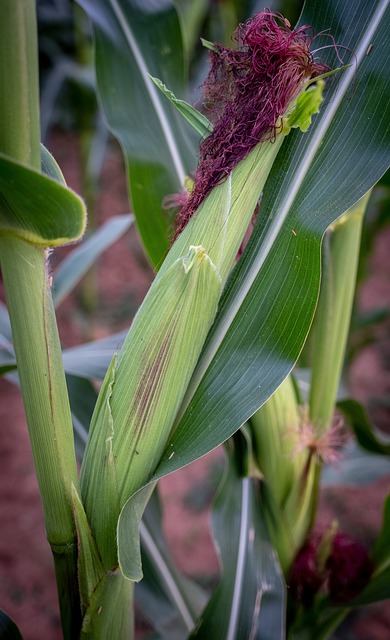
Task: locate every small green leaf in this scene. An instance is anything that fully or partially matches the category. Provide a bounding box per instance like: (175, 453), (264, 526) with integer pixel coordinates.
(40, 144), (66, 184)
(71, 484), (105, 612)
(80, 355), (121, 568)
(0, 153), (86, 246)
(200, 37), (219, 52)
(0, 362), (17, 376)
(286, 80), (325, 133)
(118, 484), (156, 582)
(338, 398), (390, 456)
(137, 489), (207, 635)
(373, 493), (390, 568)
(80, 570), (134, 637)
(150, 75), (213, 138)
(342, 567), (390, 606)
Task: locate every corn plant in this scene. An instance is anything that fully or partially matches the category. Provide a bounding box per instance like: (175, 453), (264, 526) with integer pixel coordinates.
(0, 1), (389, 639)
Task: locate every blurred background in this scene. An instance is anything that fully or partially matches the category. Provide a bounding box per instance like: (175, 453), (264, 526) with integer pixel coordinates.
(0, 1), (389, 638)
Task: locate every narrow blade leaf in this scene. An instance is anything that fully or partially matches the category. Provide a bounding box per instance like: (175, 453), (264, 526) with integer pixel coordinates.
(76, 0), (197, 266)
(190, 448), (286, 639)
(52, 214), (134, 307)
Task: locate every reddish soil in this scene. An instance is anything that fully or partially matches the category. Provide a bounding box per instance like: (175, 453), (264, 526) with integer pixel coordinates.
(0, 132), (389, 639)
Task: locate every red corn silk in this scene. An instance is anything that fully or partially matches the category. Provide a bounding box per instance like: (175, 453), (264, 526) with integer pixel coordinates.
(289, 530), (374, 607)
(174, 10), (329, 238)
(327, 532), (374, 604)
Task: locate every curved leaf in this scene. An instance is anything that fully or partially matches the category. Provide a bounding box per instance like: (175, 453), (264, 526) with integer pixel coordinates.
(137, 491), (207, 639)
(190, 446), (285, 640)
(321, 440), (390, 486)
(150, 75), (213, 138)
(152, 0), (390, 479)
(62, 329), (127, 379)
(0, 153), (86, 246)
(338, 398), (390, 456)
(40, 143), (66, 184)
(52, 214), (134, 307)
(76, 0), (197, 267)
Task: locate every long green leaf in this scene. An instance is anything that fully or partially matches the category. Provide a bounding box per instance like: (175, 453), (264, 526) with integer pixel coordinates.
(321, 440), (390, 486)
(52, 214), (134, 307)
(190, 445), (286, 639)
(149, 75), (213, 138)
(76, 0), (197, 267)
(137, 491), (207, 639)
(338, 398), (390, 456)
(62, 329), (127, 379)
(151, 0), (390, 480)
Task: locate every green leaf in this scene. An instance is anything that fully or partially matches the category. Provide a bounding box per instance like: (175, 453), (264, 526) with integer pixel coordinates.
(0, 301), (12, 343)
(0, 362), (17, 376)
(136, 490), (207, 638)
(52, 214), (134, 307)
(76, 0), (197, 267)
(200, 37), (219, 52)
(321, 440), (390, 486)
(373, 493), (390, 567)
(71, 484), (106, 612)
(150, 0), (390, 481)
(149, 75), (213, 138)
(0, 153), (86, 246)
(40, 143), (66, 184)
(0, 610), (23, 640)
(342, 567), (390, 606)
(62, 329), (128, 379)
(286, 80), (325, 133)
(79, 570), (134, 637)
(338, 398), (390, 456)
(189, 446), (286, 639)
(66, 374), (97, 459)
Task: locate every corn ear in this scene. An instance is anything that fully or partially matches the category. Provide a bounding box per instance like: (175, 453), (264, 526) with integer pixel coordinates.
(159, 81), (324, 285)
(80, 245), (221, 563)
(250, 376), (306, 507)
(81, 78), (326, 577)
(249, 376), (318, 572)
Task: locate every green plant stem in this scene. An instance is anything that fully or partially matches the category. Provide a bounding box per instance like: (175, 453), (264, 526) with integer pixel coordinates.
(0, 2), (81, 636)
(0, 238), (82, 638)
(309, 192), (371, 429)
(0, 0), (40, 168)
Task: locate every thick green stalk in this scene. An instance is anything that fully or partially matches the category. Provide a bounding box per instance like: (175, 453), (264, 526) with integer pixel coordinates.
(309, 192), (371, 428)
(0, 0), (40, 168)
(0, 239), (81, 638)
(0, 2), (81, 636)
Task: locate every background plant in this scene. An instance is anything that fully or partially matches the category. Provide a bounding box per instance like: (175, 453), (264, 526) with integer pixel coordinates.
(0, 0), (389, 638)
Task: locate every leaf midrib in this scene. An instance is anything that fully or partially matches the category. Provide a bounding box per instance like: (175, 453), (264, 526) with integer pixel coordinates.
(108, 0), (187, 184)
(179, 0), (390, 410)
